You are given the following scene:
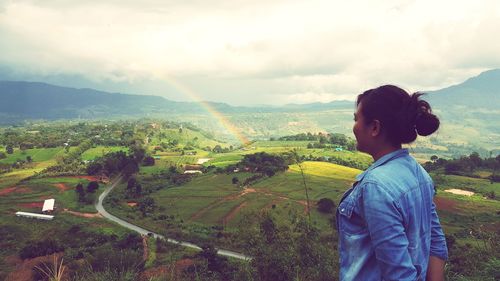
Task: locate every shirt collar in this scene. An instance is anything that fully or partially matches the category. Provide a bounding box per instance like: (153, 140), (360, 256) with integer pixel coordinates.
(355, 148), (409, 181)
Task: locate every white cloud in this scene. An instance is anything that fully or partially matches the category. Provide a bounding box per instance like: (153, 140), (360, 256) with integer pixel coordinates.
(0, 0), (499, 105)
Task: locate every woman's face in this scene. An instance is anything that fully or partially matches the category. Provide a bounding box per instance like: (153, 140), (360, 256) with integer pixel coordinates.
(353, 102), (371, 153)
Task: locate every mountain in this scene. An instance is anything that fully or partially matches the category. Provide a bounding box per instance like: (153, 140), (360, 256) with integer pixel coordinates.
(426, 69), (500, 110)
(0, 80), (353, 121)
(0, 81), (173, 119)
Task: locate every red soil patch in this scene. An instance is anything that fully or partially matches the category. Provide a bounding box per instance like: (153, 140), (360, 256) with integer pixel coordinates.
(53, 183), (71, 192)
(222, 201), (248, 225)
(0, 187), (16, 196)
(17, 202), (44, 209)
(63, 208), (102, 218)
(127, 202), (138, 207)
(0, 186), (32, 196)
(434, 196), (458, 212)
(140, 265), (170, 281)
(4, 253), (68, 281)
(175, 258), (194, 272)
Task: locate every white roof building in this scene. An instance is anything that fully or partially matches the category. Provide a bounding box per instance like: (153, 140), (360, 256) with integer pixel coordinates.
(16, 211), (54, 220)
(184, 170), (202, 174)
(42, 199), (55, 212)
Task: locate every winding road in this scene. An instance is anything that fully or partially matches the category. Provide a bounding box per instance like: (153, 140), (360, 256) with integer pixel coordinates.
(95, 177), (251, 261)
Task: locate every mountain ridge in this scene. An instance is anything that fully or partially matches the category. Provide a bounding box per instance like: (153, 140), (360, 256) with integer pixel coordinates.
(1, 69), (499, 121)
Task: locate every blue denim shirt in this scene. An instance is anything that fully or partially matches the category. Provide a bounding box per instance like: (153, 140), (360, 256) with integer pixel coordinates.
(337, 149), (448, 281)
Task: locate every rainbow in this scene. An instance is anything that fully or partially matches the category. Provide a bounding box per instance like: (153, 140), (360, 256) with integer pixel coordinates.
(161, 75), (250, 145)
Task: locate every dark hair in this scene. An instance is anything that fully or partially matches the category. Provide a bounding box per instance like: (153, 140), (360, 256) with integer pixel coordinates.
(356, 84), (439, 145)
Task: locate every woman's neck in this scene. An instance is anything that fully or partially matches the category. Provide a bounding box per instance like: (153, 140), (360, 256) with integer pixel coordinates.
(370, 145), (402, 162)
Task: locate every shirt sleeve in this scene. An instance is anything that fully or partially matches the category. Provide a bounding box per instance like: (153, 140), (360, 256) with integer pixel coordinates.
(360, 182), (417, 281)
(429, 200), (448, 260)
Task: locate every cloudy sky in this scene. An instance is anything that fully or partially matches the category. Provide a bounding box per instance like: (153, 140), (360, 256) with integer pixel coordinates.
(1, 0), (499, 105)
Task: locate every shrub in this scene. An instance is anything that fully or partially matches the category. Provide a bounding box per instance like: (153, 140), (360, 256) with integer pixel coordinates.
(19, 239), (64, 259)
(86, 181), (99, 193)
(317, 198), (336, 214)
(143, 156), (155, 166)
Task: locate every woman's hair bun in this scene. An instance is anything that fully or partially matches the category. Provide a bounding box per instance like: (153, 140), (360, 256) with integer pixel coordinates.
(357, 86), (440, 146)
(413, 95), (440, 136)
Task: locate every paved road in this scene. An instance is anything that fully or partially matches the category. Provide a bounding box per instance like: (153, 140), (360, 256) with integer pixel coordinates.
(95, 177), (251, 261)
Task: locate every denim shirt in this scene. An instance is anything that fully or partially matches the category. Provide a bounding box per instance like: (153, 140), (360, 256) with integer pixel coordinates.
(336, 149), (448, 281)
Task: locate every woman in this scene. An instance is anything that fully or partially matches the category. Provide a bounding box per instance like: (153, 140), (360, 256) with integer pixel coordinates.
(337, 85), (448, 281)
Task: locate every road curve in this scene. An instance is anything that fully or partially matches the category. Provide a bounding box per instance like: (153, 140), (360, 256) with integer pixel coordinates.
(96, 177), (251, 261)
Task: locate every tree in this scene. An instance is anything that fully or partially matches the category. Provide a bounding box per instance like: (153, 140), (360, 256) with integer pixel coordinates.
(486, 191), (496, 199)
(0, 152), (6, 159)
(138, 197), (156, 216)
(135, 183), (142, 196)
(122, 161), (139, 178)
(26, 155), (32, 163)
(130, 146), (145, 163)
(6, 145), (13, 154)
(232, 176), (239, 185)
(86, 181), (99, 193)
(469, 152), (482, 169)
(127, 177), (137, 191)
(430, 155), (438, 162)
(76, 183), (85, 202)
(143, 156), (155, 166)
(86, 162), (102, 175)
(317, 198), (336, 214)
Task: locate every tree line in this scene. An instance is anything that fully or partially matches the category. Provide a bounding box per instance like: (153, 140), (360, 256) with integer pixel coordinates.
(424, 152), (500, 182)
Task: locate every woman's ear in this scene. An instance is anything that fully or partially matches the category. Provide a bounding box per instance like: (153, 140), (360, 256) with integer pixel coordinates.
(370, 119), (382, 137)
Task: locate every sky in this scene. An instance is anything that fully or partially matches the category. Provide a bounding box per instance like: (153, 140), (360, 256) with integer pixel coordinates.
(1, 0), (500, 105)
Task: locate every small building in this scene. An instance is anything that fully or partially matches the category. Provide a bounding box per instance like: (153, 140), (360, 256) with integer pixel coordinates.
(184, 170), (202, 174)
(42, 199), (55, 213)
(16, 211), (54, 221)
(153, 155), (161, 160)
(335, 147), (343, 151)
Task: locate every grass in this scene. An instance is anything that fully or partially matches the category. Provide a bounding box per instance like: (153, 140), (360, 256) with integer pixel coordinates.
(149, 128), (226, 149)
(81, 146), (128, 160)
(252, 140), (311, 147)
(145, 236), (157, 268)
(105, 160), (359, 251)
(434, 173), (500, 195)
(0, 147), (64, 164)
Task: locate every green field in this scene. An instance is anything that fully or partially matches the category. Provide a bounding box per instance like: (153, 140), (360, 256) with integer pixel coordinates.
(81, 146), (128, 160)
(105, 160), (361, 245)
(0, 147), (65, 164)
(1, 122), (499, 280)
(0, 172), (134, 279)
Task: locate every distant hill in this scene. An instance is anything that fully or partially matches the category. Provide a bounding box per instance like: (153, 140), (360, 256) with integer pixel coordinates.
(426, 69), (500, 110)
(0, 81), (177, 119)
(0, 80), (353, 121)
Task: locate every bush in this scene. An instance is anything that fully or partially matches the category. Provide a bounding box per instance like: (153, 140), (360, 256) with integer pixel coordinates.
(87, 181), (99, 193)
(19, 239), (64, 259)
(317, 198), (336, 214)
(87, 247), (143, 273)
(143, 156), (155, 166)
(237, 212), (338, 281)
